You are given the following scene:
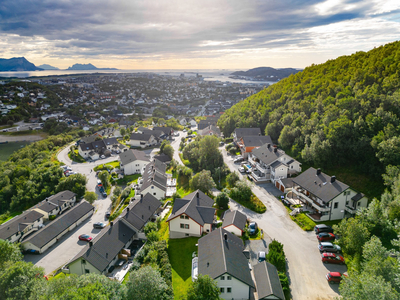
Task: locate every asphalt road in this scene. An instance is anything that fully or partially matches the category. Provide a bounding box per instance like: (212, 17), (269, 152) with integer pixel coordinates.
(171, 130), (187, 165)
(220, 147), (345, 300)
(24, 143), (159, 274)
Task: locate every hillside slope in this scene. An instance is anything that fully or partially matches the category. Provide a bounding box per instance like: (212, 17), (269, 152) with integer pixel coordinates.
(231, 67), (301, 81)
(0, 57), (43, 71)
(218, 41), (400, 176)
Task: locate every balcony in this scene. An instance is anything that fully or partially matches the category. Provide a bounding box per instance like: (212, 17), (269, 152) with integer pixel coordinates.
(345, 205), (358, 214)
(250, 170), (270, 182)
(292, 189), (330, 212)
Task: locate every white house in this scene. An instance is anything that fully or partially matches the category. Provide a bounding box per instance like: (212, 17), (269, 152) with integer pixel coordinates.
(249, 143), (301, 184)
(198, 228), (255, 300)
(138, 161), (168, 200)
(0, 210), (44, 243)
(292, 167), (368, 221)
(167, 190), (215, 239)
(128, 133), (157, 148)
(222, 210), (247, 236)
(119, 149), (150, 175)
(32, 190), (76, 219)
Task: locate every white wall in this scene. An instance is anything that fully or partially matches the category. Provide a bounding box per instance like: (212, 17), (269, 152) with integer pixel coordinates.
(68, 258), (102, 276)
(141, 185), (165, 200)
(169, 215), (202, 238)
(329, 189), (368, 220)
(123, 159), (149, 175)
(215, 273), (250, 300)
(223, 225), (242, 236)
(78, 147), (89, 159)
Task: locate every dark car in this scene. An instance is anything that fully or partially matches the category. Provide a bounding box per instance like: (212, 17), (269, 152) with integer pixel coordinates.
(249, 222), (258, 235)
(319, 242), (341, 253)
(108, 266), (115, 273)
(93, 222), (106, 229)
(105, 211), (111, 219)
(317, 232), (336, 242)
(102, 192), (107, 198)
(314, 224), (334, 234)
(99, 186), (105, 193)
(326, 272), (346, 284)
(79, 234), (93, 242)
(321, 252), (345, 264)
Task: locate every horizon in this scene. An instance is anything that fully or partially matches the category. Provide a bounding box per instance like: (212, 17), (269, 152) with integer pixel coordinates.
(0, 1), (399, 70)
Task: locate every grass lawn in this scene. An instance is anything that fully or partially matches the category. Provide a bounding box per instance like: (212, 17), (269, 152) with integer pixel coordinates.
(285, 207), (316, 231)
(168, 237), (199, 300)
(116, 174), (140, 186)
(178, 153), (190, 166)
(128, 188), (135, 198)
(231, 193), (266, 214)
(105, 160), (120, 169)
(68, 149), (86, 163)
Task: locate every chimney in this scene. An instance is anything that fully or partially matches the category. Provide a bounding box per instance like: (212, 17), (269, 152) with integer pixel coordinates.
(142, 215), (144, 219)
(267, 144), (270, 149)
(273, 147), (277, 153)
(224, 233), (228, 241)
(316, 168), (321, 175)
(106, 253), (108, 258)
(331, 176), (336, 183)
(89, 241), (93, 247)
(148, 205), (151, 210)
(110, 221), (113, 227)
(258, 133), (261, 136)
(197, 191), (199, 199)
(127, 207), (130, 213)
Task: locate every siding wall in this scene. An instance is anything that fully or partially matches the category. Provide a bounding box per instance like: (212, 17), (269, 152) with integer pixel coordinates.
(216, 273), (250, 300)
(169, 216), (202, 238)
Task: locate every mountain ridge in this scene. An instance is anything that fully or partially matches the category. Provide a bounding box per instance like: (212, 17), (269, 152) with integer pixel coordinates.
(67, 63), (118, 70)
(230, 66), (301, 81)
(0, 57), (43, 72)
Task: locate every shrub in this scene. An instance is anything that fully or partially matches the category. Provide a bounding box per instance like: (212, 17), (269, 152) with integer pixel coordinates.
(267, 240), (286, 272)
(216, 192), (229, 209)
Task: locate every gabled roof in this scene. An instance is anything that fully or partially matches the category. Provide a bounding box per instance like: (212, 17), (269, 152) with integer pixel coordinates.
(200, 125), (221, 137)
(292, 167), (349, 203)
(153, 159), (167, 174)
(154, 153), (172, 164)
(22, 201), (94, 249)
(46, 190), (76, 206)
(35, 201), (59, 213)
(79, 143), (94, 151)
(80, 135), (97, 144)
(103, 137), (118, 146)
(253, 261), (285, 300)
(222, 210), (247, 231)
(120, 193), (161, 231)
(130, 132), (154, 141)
(167, 190), (215, 226)
(351, 192), (365, 202)
(69, 219), (135, 272)
(119, 149), (150, 165)
(0, 210), (44, 240)
(241, 135), (272, 147)
(234, 128), (261, 140)
(198, 228), (254, 288)
(140, 164), (168, 193)
(251, 143), (284, 166)
(153, 126), (173, 135)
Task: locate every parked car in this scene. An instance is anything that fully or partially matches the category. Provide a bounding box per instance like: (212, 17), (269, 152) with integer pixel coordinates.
(97, 179), (102, 185)
(108, 266), (115, 273)
(99, 186), (105, 193)
(102, 192), (107, 198)
(115, 259), (125, 267)
(321, 252), (345, 264)
(234, 157), (244, 163)
(319, 242), (341, 253)
(105, 211), (111, 219)
(93, 222), (106, 229)
(249, 222), (258, 235)
(239, 167), (245, 173)
(317, 232), (336, 242)
(219, 141), (224, 146)
(258, 251), (266, 262)
(326, 272), (346, 284)
(79, 234), (93, 242)
(100, 155), (105, 159)
(314, 224), (334, 234)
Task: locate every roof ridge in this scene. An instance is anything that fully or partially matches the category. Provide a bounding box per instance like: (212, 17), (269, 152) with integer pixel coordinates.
(220, 230), (227, 273)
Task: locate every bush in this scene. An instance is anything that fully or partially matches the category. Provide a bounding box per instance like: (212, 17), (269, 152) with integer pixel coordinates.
(49, 214), (56, 220)
(216, 192), (229, 209)
(267, 240), (286, 272)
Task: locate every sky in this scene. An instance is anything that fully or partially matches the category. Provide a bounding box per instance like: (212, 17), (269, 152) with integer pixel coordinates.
(0, 0), (399, 70)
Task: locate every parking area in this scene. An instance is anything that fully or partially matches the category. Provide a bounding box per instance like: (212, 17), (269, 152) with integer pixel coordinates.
(245, 238), (272, 266)
(257, 182), (284, 198)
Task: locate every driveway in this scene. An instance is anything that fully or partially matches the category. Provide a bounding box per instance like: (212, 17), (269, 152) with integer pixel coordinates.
(171, 130), (187, 165)
(220, 147), (343, 300)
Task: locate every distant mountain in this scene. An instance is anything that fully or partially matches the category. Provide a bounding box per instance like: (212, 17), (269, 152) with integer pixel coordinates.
(0, 57), (43, 72)
(37, 64), (59, 70)
(67, 63), (118, 70)
(230, 67), (301, 81)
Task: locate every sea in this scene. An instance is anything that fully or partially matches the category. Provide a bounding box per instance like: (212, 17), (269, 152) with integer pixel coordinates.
(0, 69), (275, 86)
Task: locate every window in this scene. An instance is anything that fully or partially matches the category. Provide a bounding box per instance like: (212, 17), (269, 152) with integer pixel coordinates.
(227, 276), (231, 280)
(334, 202), (339, 209)
(185, 215), (189, 219)
(153, 193), (156, 196)
(85, 269), (90, 274)
(180, 224), (185, 228)
(358, 202), (361, 206)
(220, 287), (225, 293)
(221, 276), (225, 280)
(227, 287), (232, 293)
(185, 224), (189, 229)
(151, 186), (154, 189)
(206, 229), (209, 232)
(180, 215), (185, 219)
(82, 259), (86, 264)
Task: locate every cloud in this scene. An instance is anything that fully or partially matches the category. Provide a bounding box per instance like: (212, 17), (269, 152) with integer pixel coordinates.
(0, 0), (399, 68)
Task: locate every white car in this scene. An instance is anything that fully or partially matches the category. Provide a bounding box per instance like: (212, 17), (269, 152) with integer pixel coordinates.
(100, 155), (106, 159)
(239, 167), (245, 173)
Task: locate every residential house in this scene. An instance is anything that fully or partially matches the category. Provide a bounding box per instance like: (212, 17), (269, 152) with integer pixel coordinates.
(197, 228), (255, 300)
(198, 118), (217, 130)
(199, 125), (221, 138)
(253, 261), (285, 300)
(291, 167), (368, 221)
(21, 201), (94, 254)
(32, 190), (76, 219)
(233, 128), (261, 144)
(154, 153), (172, 165)
(153, 126), (174, 137)
(222, 210), (247, 236)
(128, 133), (157, 148)
(238, 135), (273, 159)
(249, 143), (301, 184)
(119, 149), (150, 175)
(167, 190), (215, 239)
(78, 138), (119, 160)
(0, 210), (44, 243)
(138, 160), (168, 200)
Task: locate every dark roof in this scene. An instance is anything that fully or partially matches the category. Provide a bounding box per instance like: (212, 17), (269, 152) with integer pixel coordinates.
(198, 228), (254, 287)
(198, 119), (217, 130)
(129, 132), (154, 141)
(154, 153), (172, 164)
(253, 261), (285, 300)
(153, 126), (173, 135)
(234, 128), (261, 140)
(167, 190), (215, 226)
(251, 143), (285, 166)
(270, 160), (285, 169)
(153, 159), (167, 174)
(103, 137), (118, 146)
(80, 135), (97, 144)
(79, 143), (94, 151)
(47, 190), (75, 206)
(241, 135), (272, 147)
(292, 167), (349, 203)
(91, 140), (107, 150)
(200, 125), (221, 137)
(35, 201), (59, 213)
(119, 149), (150, 165)
(143, 129), (164, 139)
(351, 192), (365, 201)
(280, 178), (294, 188)
(22, 201), (94, 249)
(222, 210), (247, 231)
(70, 219), (135, 272)
(140, 164), (168, 193)
(120, 193), (162, 231)
(0, 210), (44, 240)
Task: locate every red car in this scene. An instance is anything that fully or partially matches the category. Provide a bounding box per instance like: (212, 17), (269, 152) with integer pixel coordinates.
(326, 272), (346, 283)
(321, 252), (345, 264)
(79, 234), (93, 242)
(317, 232), (336, 242)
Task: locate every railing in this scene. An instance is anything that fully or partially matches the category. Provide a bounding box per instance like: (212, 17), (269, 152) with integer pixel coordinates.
(345, 205), (357, 214)
(292, 189), (330, 212)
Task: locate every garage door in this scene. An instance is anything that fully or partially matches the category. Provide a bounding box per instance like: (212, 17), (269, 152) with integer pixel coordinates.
(275, 181), (280, 189)
(280, 184), (285, 192)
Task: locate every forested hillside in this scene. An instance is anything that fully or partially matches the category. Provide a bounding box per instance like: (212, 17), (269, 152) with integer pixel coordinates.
(218, 41), (400, 177)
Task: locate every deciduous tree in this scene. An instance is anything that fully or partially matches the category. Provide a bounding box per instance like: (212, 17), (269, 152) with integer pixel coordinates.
(186, 275), (221, 300)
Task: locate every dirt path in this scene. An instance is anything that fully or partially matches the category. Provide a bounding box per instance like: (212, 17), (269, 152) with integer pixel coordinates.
(0, 134), (44, 143)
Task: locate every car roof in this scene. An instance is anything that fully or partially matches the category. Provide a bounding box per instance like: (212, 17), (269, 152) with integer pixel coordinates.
(316, 224), (331, 228)
(329, 272), (342, 277)
(320, 242), (334, 246)
(319, 232), (331, 236)
(323, 252), (336, 257)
